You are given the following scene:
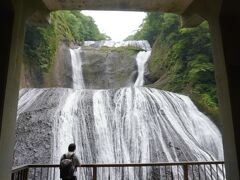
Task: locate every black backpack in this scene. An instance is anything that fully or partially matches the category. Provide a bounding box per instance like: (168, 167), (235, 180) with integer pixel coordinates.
(60, 154), (75, 178)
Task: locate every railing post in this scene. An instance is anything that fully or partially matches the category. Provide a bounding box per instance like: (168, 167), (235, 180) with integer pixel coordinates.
(24, 168), (29, 180)
(93, 166), (97, 180)
(183, 164), (188, 180)
(11, 172), (14, 180)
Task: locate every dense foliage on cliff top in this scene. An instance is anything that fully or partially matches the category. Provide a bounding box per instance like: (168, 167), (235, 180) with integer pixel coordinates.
(24, 11), (109, 72)
(127, 12), (219, 122)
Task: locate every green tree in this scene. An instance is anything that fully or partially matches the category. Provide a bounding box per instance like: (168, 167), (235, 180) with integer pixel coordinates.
(24, 10), (109, 73)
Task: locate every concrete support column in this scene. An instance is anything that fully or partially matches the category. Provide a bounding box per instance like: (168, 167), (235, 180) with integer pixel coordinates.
(0, 0), (49, 178)
(0, 1), (14, 137)
(208, 16), (240, 180)
(219, 14), (240, 175)
(0, 0), (26, 179)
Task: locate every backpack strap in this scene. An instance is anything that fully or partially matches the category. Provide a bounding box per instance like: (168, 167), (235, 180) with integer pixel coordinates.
(70, 153), (76, 169)
(70, 153), (74, 160)
(71, 153), (74, 157)
(64, 153), (74, 160)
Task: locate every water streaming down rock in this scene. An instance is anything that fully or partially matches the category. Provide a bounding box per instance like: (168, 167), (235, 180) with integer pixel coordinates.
(16, 87), (224, 179)
(134, 51), (151, 86)
(14, 40), (224, 180)
(55, 42), (223, 179)
(84, 40), (151, 51)
(69, 47), (85, 89)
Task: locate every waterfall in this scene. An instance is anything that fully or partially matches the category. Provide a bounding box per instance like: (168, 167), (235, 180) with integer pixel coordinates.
(84, 40), (151, 51)
(134, 51), (151, 86)
(69, 47), (85, 89)
(17, 87), (224, 180)
(15, 40), (224, 180)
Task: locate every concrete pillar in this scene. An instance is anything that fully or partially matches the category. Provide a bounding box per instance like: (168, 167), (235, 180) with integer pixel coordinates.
(0, 0), (26, 179)
(0, 1), (14, 137)
(0, 0), (49, 179)
(219, 14), (240, 176)
(208, 15), (240, 180)
(182, 0), (240, 178)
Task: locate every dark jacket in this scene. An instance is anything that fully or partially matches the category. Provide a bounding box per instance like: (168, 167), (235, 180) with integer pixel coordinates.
(60, 152), (81, 178)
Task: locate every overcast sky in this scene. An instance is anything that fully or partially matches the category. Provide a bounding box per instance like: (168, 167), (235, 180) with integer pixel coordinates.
(81, 11), (146, 41)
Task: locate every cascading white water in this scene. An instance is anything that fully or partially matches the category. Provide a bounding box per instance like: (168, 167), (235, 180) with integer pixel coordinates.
(69, 47), (85, 89)
(51, 41), (224, 179)
(134, 51), (151, 86)
(15, 40), (224, 180)
(19, 87), (224, 180)
(84, 40), (151, 51)
(91, 87), (224, 179)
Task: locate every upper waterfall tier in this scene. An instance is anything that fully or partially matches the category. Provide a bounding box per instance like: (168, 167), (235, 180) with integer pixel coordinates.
(70, 47), (85, 89)
(71, 40), (151, 89)
(83, 40), (151, 51)
(134, 51), (151, 87)
(20, 41), (152, 89)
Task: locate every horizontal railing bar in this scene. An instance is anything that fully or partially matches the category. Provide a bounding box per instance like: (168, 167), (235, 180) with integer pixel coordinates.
(12, 165), (29, 173)
(15, 161), (224, 168)
(79, 161), (225, 167)
(12, 161), (225, 180)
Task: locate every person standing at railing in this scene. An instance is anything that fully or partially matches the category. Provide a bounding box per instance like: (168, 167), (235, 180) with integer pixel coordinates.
(60, 143), (81, 180)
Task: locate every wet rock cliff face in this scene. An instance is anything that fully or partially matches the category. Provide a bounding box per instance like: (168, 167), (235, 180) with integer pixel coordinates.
(14, 88), (68, 165)
(48, 43), (73, 88)
(80, 46), (138, 89)
(20, 42), (73, 88)
(20, 41), (141, 89)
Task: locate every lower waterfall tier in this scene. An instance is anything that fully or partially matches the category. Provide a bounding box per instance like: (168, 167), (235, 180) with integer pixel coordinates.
(14, 87), (223, 179)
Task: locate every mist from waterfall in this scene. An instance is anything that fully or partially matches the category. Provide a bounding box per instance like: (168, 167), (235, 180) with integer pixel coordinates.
(15, 40), (224, 180)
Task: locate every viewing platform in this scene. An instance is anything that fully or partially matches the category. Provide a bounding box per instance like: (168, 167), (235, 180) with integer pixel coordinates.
(12, 161), (225, 180)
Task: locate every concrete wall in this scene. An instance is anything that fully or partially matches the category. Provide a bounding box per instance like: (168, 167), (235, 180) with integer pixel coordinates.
(209, 18), (240, 179)
(219, 0), (240, 175)
(0, 1), (49, 179)
(183, 0), (240, 177)
(0, 0), (14, 138)
(42, 0), (193, 14)
(0, 0), (26, 179)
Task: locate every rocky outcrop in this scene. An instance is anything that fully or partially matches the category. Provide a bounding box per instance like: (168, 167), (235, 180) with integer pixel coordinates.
(20, 57), (45, 88)
(47, 42), (73, 88)
(20, 42), (72, 88)
(14, 88), (69, 165)
(20, 41), (141, 89)
(144, 37), (170, 87)
(81, 46), (138, 89)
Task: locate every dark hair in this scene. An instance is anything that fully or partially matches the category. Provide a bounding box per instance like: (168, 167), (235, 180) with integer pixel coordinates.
(68, 143), (76, 152)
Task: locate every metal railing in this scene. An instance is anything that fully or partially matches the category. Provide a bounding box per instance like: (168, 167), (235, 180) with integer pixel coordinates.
(12, 161), (225, 180)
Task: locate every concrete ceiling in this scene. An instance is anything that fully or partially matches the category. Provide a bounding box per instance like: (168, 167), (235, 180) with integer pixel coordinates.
(42, 0), (193, 14)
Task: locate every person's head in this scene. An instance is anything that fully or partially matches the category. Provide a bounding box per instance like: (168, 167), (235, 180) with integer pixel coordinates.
(68, 143), (76, 152)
